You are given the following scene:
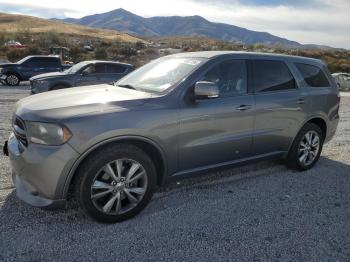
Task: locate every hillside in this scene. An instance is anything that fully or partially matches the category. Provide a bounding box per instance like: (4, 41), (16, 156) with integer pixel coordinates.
(0, 12), (144, 42)
(58, 8), (313, 48)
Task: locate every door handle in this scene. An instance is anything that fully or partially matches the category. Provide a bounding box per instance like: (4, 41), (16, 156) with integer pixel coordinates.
(297, 98), (305, 105)
(236, 105), (252, 111)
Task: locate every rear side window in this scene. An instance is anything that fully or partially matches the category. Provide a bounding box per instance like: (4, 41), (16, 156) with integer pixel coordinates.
(105, 64), (127, 74)
(253, 60), (295, 92)
(295, 63), (330, 87)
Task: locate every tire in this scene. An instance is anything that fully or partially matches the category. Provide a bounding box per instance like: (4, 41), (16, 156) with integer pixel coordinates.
(74, 144), (156, 223)
(286, 123), (324, 171)
(5, 74), (20, 86)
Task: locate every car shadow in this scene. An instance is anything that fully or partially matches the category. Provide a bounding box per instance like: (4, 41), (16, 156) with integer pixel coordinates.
(0, 156), (349, 226)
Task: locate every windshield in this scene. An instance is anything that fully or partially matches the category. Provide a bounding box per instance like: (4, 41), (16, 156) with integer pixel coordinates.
(116, 57), (206, 93)
(65, 61), (90, 74)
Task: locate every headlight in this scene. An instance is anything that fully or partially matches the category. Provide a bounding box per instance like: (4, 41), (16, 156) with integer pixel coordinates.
(26, 122), (72, 145)
(36, 80), (48, 85)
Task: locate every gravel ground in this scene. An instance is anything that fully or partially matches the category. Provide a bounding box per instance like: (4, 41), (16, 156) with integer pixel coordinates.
(0, 84), (349, 262)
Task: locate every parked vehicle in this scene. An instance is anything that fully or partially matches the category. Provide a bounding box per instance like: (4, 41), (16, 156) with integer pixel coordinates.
(30, 61), (134, 94)
(4, 40), (27, 49)
(332, 73), (350, 90)
(4, 51), (340, 223)
(0, 56), (71, 86)
(50, 47), (73, 65)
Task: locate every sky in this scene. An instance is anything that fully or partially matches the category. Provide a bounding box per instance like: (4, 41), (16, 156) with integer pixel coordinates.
(0, 0), (349, 49)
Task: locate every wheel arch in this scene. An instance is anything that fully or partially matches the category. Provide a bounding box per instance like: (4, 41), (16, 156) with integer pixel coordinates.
(6, 71), (22, 80)
(63, 136), (168, 199)
(286, 116), (327, 157)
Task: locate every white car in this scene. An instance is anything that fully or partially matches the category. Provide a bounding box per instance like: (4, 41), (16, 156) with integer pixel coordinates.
(332, 73), (350, 90)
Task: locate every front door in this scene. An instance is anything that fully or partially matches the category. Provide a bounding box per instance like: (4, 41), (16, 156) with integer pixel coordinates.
(76, 64), (103, 86)
(178, 59), (255, 172)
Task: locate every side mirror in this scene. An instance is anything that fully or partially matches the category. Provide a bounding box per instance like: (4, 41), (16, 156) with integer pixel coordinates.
(194, 81), (219, 99)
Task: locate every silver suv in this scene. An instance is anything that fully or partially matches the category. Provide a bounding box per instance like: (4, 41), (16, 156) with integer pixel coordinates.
(5, 52), (340, 223)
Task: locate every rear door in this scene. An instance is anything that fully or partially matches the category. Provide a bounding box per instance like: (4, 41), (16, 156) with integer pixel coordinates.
(178, 59), (255, 172)
(252, 59), (310, 155)
(39, 57), (62, 73)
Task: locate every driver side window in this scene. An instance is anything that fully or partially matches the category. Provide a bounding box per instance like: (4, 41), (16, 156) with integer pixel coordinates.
(83, 65), (96, 74)
(201, 60), (247, 97)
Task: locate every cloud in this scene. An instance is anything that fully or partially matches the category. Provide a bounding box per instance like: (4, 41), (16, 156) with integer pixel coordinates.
(192, 0), (326, 8)
(0, 3), (78, 18)
(185, 0), (350, 48)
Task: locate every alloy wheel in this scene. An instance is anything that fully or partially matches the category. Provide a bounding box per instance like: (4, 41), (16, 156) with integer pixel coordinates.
(90, 159), (148, 215)
(298, 131), (320, 166)
(6, 75), (19, 86)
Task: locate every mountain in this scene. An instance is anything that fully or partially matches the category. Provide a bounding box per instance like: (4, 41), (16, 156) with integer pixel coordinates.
(56, 8), (305, 48)
(0, 12), (144, 43)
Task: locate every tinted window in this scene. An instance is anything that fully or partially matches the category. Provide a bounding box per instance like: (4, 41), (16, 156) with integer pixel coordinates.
(105, 64), (127, 74)
(201, 60), (247, 97)
(253, 60), (295, 92)
(40, 57), (60, 66)
(295, 63), (330, 87)
(23, 57), (59, 67)
(95, 64), (105, 73)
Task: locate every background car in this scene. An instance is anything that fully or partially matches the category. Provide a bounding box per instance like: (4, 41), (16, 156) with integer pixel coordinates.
(332, 73), (350, 90)
(30, 61), (134, 94)
(0, 55), (71, 86)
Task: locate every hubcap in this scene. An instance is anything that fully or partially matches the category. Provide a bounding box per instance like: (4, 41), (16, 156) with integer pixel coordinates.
(90, 159), (148, 215)
(7, 75), (19, 86)
(298, 131), (320, 166)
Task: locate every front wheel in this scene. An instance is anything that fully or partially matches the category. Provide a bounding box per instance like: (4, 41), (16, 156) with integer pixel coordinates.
(74, 144), (156, 223)
(6, 74), (20, 86)
(286, 123), (323, 171)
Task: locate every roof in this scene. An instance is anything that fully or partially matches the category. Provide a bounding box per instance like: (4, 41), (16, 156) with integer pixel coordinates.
(167, 51), (323, 65)
(332, 72), (350, 76)
(84, 60), (133, 66)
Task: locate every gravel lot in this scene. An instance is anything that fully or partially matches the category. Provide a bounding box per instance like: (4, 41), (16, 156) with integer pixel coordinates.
(0, 84), (349, 262)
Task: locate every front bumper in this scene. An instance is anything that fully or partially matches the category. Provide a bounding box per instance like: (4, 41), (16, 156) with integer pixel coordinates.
(7, 133), (79, 209)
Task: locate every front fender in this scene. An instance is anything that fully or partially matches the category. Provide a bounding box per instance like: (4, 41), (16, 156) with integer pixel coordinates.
(61, 135), (168, 198)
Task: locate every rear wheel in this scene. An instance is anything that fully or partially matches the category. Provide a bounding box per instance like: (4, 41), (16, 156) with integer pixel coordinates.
(74, 144), (156, 223)
(286, 123), (323, 171)
(6, 74), (20, 86)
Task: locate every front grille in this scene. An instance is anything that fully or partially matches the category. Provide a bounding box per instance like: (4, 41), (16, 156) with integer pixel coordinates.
(13, 116), (28, 147)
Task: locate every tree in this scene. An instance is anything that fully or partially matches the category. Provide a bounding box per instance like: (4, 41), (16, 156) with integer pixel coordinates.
(135, 41), (146, 50)
(95, 48), (108, 60)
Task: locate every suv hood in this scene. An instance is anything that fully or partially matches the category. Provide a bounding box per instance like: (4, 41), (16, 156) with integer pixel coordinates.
(30, 71), (67, 80)
(0, 63), (16, 68)
(16, 84), (155, 121)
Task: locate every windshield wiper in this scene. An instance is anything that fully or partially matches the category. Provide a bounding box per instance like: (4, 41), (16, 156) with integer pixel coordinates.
(117, 84), (137, 90)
